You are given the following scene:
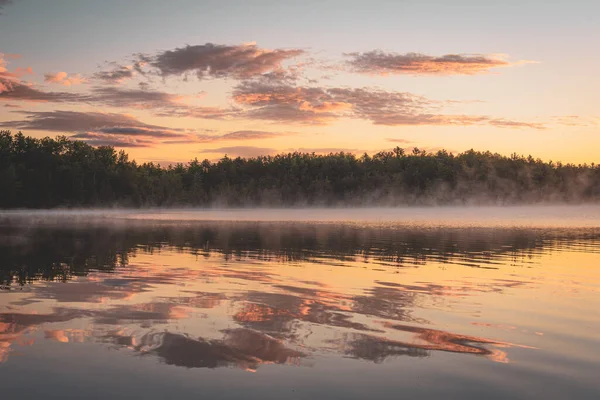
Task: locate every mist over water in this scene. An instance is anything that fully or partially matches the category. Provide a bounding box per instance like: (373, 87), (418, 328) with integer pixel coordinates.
(3, 204), (600, 228)
(0, 207), (599, 399)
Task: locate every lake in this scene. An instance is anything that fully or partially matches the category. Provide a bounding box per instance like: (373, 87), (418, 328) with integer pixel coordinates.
(0, 207), (599, 399)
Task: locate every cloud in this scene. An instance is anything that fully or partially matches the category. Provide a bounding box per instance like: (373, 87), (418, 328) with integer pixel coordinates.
(198, 146), (277, 158)
(233, 82), (461, 126)
(0, 78), (86, 102)
(90, 126), (185, 138)
(0, 110), (161, 132)
(161, 130), (295, 145)
(44, 72), (87, 86)
(193, 130), (295, 143)
(220, 130), (287, 140)
(0, 110), (196, 148)
(152, 104), (240, 119)
(232, 81), (350, 124)
(90, 86), (186, 109)
(345, 51), (534, 76)
(385, 138), (413, 144)
(232, 81), (544, 129)
(0, 53), (33, 81)
(0, 72), (236, 119)
(69, 133), (153, 147)
(488, 119), (546, 129)
(1, 78), (184, 107)
(245, 104), (340, 125)
(1, 55), (86, 101)
(88, 86), (238, 119)
(550, 115), (595, 127)
(93, 65), (135, 84)
(367, 113), (489, 126)
(0, 66), (233, 118)
(0, 66), (32, 80)
(149, 43), (304, 80)
(232, 81), (427, 125)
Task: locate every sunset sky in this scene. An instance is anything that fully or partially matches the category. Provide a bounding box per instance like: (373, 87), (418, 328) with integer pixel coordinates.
(0, 0), (598, 164)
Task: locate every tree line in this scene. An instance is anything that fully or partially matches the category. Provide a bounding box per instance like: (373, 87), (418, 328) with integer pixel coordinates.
(1, 130), (599, 208)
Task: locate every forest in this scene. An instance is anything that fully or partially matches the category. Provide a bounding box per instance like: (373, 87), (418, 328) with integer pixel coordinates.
(1, 130), (599, 208)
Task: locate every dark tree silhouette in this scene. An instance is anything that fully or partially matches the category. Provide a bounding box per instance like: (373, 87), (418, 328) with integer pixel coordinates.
(0, 130), (598, 208)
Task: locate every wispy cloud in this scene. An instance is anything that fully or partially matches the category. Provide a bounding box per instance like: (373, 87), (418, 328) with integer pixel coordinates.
(44, 72), (87, 86)
(1, 54), (84, 102)
(90, 86), (187, 109)
(0, 110), (195, 148)
(163, 130), (294, 145)
(232, 80), (544, 129)
(153, 105), (240, 119)
(232, 81), (429, 125)
(550, 115), (597, 127)
(488, 119), (546, 129)
(69, 132), (154, 148)
(385, 138), (413, 144)
(0, 53), (33, 82)
(195, 130), (296, 143)
(87, 86), (237, 120)
(345, 51), (535, 76)
(93, 59), (147, 84)
(1, 72), (237, 119)
(232, 81), (353, 124)
(0, 78), (85, 102)
(0, 110), (176, 133)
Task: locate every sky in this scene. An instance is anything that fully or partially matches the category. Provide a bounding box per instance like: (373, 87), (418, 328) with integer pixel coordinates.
(0, 0), (599, 164)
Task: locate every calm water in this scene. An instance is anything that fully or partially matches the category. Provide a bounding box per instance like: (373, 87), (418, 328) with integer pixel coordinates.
(0, 207), (599, 399)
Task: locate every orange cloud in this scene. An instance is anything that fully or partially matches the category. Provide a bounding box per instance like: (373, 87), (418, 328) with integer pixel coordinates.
(0, 53), (33, 83)
(298, 101), (352, 113)
(345, 51), (536, 76)
(44, 71), (87, 86)
(233, 81), (543, 129)
(182, 130), (298, 144)
(488, 119), (546, 129)
(1, 55), (84, 101)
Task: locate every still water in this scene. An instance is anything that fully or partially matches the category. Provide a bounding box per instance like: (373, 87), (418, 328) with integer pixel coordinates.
(0, 207), (599, 399)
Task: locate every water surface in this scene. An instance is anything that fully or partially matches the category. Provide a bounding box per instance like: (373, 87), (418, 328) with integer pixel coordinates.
(0, 208), (599, 399)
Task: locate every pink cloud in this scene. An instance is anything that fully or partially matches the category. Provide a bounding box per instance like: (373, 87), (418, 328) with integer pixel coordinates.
(44, 72), (87, 86)
(345, 51), (536, 76)
(0, 53), (34, 81)
(232, 81), (545, 129)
